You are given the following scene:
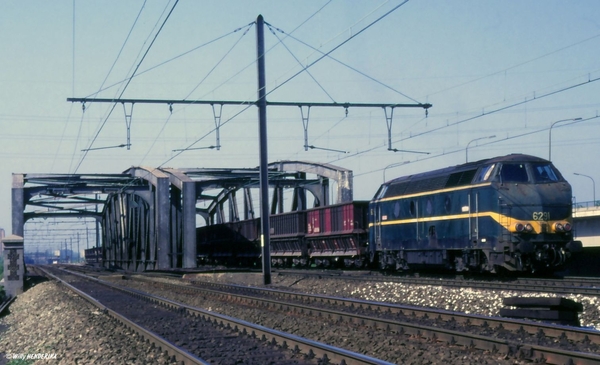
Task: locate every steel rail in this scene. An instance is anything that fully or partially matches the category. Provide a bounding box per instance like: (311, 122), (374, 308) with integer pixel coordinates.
(66, 264), (600, 295)
(0, 295), (16, 316)
(76, 261), (598, 349)
(56, 267), (396, 365)
(36, 266), (210, 365)
(158, 279), (600, 365)
(186, 279), (600, 344)
(109, 274), (600, 365)
(275, 269), (600, 296)
(56, 265), (600, 364)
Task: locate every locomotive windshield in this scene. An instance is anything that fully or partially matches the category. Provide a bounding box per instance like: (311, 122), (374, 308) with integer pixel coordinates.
(531, 163), (560, 182)
(497, 162), (562, 183)
(499, 163), (528, 182)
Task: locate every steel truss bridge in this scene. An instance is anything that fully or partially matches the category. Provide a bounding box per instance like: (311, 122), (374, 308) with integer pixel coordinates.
(12, 161), (352, 271)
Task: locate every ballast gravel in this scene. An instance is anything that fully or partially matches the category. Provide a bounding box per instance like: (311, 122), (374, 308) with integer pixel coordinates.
(2, 270), (599, 365)
(0, 280), (177, 365)
(121, 272), (600, 364)
(190, 272), (600, 331)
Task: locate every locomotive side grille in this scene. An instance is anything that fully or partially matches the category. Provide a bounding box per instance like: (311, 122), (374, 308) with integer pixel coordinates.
(405, 175), (448, 194)
(385, 181), (410, 197)
(385, 176), (449, 198)
(445, 169), (477, 188)
(383, 168), (480, 200)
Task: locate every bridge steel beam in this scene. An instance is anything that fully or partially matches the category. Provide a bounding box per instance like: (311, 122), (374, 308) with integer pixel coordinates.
(126, 167), (171, 270)
(160, 168), (197, 269)
(102, 193), (151, 271)
(11, 161), (353, 272)
(269, 161), (353, 204)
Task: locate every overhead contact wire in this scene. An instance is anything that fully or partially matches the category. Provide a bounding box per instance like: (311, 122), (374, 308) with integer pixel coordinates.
(425, 33), (600, 98)
(322, 72), (600, 166)
(84, 22), (254, 99)
(68, 1), (148, 175)
(267, 24), (336, 103)
(355, 115), (600, 178)
(173, 1), (413, 156)
(265, 1), (416, 102)
(268, 23), (420, 104)
(390, 74), (600, 146)
(74, 0), (180, 174)
(164, 3), (335, 155)
(139, 23), (253, 165)
(122, 2), (406, 190)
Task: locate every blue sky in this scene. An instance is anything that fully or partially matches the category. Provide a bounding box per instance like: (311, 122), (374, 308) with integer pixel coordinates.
(1, 1), (599, 245)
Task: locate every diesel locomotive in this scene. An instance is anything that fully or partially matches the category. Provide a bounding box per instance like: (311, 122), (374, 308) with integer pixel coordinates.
(370, 154), (581, 273)
(197, 154), (582, 274)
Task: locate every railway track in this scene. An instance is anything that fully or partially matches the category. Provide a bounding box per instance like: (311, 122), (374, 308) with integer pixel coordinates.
(67, 264), (600, 296)
(0, 295), (16, 316)
(89, 272), (600, 365)
(34, 265), (395, 365)
(273, 269), (600, 296)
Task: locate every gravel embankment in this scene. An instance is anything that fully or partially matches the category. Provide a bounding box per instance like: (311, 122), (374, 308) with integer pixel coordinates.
(0, 280), (176, 365)
(121, 271), (600, 363)
(115, 277), (527, 365)
(189, 272), (600, 331)
(2, 271), (599, 365)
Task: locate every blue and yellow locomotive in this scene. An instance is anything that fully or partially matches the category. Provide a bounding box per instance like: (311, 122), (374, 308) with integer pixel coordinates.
(369, 154), (582, 273)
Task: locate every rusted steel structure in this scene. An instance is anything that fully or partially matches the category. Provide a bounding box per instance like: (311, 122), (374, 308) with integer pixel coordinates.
(11, 161), (352, 272)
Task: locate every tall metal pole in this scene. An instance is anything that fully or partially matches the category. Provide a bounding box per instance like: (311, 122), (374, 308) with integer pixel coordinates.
(256, 15), (271, 285)
(95, 194), (100, 248)
(77, 232), (80, 263)
(548, 117), (581, 161)
(574, 172), (596, 204)
(466, 135), (495, 163)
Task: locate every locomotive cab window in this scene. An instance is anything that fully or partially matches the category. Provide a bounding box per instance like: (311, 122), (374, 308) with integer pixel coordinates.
(374, 185), (388, 200)
(474, 164), (496, 183)
(531, 164), (560, 182)
(499, 163), (529, 183)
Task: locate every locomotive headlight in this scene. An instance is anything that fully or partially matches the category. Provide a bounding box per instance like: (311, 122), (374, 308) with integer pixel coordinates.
(514, 223), (534, 233)
(553, 222), (572, 233)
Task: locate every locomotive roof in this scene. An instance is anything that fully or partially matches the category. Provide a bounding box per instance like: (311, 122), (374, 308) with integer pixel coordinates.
(386, 153), (549, 185)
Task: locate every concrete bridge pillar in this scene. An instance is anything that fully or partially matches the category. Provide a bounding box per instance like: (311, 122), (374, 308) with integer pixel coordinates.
(2, 235), (24, 297)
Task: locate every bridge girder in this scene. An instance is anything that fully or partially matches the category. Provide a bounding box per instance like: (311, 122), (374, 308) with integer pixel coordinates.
(12, 161), (354, 271)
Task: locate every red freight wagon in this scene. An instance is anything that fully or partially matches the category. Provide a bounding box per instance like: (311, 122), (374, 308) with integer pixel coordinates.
(307, 201), (368, 235)
(270, 211), (308, 266)
(270, 210), (306, 237)
(305, 201), (369, 268)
